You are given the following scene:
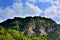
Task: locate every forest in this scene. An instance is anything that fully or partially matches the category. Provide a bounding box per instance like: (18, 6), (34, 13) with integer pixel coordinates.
(0, 16), (60, 40)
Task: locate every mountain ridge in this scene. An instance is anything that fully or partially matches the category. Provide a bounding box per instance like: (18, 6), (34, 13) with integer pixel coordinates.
(0, 16), (60, 40)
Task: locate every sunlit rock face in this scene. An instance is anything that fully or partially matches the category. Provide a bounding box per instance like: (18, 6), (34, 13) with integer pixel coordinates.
(39, 27), (47, 36)
(0, 16), (59, 38)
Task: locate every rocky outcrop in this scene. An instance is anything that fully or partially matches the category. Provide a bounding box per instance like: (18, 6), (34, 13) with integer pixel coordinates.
(0, 16), (58, 38)
(24, 24), (54, 37)
(39, 27), (47, 36)
(24, 25), (35, 37)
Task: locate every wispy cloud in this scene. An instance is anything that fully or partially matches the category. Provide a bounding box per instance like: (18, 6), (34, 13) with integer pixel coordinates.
(0, 0), (60, 24)
(0, 1), (42, 22)
(44, 5), (60, 18)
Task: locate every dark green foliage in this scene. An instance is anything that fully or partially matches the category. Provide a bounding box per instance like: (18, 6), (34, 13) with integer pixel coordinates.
(0, 16), (60, 40)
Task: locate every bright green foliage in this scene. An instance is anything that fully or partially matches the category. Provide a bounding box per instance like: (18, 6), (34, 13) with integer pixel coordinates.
(6, 29), (31, 40)
(0, 26), (4, 34)
(0, 16), (60, 40)
(32, 36), (49, 40)
(5, 33), (15, 40)
(0, 28), (50, 40)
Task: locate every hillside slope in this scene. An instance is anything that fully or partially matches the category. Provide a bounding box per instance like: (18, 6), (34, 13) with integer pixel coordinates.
(0, 16), (60, 40)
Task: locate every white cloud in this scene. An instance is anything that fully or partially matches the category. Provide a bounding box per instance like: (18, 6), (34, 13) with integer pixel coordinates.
(26, 2), (42, 14)
(0, 0), (60, 24)
(28, 0), (37, 3)
(44, 5), (60, 24)
(24, 0), (60, 24)
(0, 2), (42, 22)
(0, 18), (3, 23)
(39, 0), (60, 6)
(28, 0), (60, 6)
(38, 0), (60, 24)
(56, 21), (60, 24)
(44, 5), (57, 18)
(27, 0), (52, 3)
(38, 0), (52, 3)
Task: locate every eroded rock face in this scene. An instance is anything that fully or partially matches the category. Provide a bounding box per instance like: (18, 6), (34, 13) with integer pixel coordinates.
(25, 26), (53, 37)
(34, 27), (53, 36)
(24, 25), (35, 37)
(27, 26), (35, 37)
(24, 25), (53, 37)
(39, 27), (47, 36)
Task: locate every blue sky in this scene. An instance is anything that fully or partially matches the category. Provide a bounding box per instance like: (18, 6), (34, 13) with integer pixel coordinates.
(0, 0), (60, 24)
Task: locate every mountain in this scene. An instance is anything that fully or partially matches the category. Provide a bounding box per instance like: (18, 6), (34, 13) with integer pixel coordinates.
(0, 16), (60, 40)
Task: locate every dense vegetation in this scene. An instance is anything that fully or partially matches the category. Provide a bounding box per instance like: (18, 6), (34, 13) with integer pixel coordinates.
(0, 16), (60, 40)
